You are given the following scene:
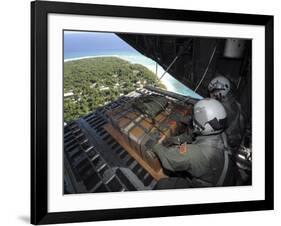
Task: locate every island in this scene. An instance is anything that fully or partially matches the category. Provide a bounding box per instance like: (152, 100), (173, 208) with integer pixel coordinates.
(64, 57), (166, 122)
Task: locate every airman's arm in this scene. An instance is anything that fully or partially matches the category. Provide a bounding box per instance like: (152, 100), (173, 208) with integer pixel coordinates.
(152, 143), (198, 172)
(169, 113), (192, 125)
(167, 133), (193, 145)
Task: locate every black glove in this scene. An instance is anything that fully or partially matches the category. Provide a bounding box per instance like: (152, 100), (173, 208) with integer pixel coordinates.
(145, 139), (157, 149)
(163, 137), (181, 146)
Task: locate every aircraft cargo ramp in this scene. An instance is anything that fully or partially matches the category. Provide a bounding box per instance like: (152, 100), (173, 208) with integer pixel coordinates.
(64, 87), (194, 194)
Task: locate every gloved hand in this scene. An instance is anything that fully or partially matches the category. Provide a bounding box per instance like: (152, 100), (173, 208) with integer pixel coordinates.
(169, 113), (182, 121)
(169, 114), (192, 125)
(185, 115), (193, 125)
(145, 139), (157, 150)
(163, 138), (173, 146)
(163, 137), (181, 146)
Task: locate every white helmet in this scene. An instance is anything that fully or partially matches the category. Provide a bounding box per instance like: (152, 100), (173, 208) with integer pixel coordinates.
(193, 98), (227, 135)
(208, 75), (230, 100)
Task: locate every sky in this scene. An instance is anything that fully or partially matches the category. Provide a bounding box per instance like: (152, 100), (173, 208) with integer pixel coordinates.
(64, 31), (138, 59)
(64, 30), (201, 99)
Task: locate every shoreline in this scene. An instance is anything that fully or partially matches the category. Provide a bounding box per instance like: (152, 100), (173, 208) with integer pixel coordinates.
(64, 54), (162, 78)
(64, 54), (201, 99)
(64, 55), (134, 62)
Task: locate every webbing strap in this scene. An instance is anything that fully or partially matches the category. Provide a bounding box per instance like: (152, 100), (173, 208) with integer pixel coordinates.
(221, 132), (231, 154)
(216, 133), (230, 186)
(216, 150), (229, 186)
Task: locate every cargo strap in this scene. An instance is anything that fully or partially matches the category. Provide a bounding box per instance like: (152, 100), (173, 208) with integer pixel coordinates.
(216, 149), (229, 186)
(150, 98), (169, 114)
(216, 133), (230, 186)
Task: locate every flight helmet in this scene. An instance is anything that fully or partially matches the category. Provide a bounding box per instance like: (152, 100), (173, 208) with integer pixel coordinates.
(193, 98), (227, 135)
(208, 75), (231, 100)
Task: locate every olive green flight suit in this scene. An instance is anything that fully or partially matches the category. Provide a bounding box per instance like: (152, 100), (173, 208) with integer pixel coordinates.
(221, 95), (245, 154)
(222, 95), (248, 185)
(152, 134), (232, 187)
(166, 113), (193, 145)
(165, 132), (193, 146)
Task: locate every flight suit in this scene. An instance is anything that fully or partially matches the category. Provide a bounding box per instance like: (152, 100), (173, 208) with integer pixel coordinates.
(164, 131), (193, 146)
(165, 113), (193, 145)
(222, 94), (249, 185)
(152, 134), (234, 188)
(221, 94), (245, 153)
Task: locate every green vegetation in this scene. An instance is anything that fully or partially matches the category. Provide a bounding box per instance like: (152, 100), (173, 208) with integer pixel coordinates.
(64, 57), (166, 122)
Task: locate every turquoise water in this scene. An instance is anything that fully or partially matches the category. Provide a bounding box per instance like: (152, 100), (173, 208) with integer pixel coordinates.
(64, 31), (201, 99)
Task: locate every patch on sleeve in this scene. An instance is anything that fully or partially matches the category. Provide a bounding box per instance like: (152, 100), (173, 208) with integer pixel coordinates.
(168, 120), (177, 127)
(179, 142), (188, 155)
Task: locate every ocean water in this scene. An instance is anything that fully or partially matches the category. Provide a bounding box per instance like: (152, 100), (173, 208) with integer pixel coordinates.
(64, 31), (201, 99)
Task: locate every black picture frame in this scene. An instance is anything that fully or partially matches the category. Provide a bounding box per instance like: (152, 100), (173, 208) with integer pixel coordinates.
(31, 0), (274, 224)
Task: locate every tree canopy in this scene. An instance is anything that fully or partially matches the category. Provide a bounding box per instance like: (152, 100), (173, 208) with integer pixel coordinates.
(64, 57), (166, 122)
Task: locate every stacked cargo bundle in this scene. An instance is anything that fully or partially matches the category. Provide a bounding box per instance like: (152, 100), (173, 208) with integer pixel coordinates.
(104, 94), (192, 180)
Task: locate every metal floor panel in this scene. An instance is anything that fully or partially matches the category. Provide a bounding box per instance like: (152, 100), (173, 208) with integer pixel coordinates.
(64, 91), (159, 194)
